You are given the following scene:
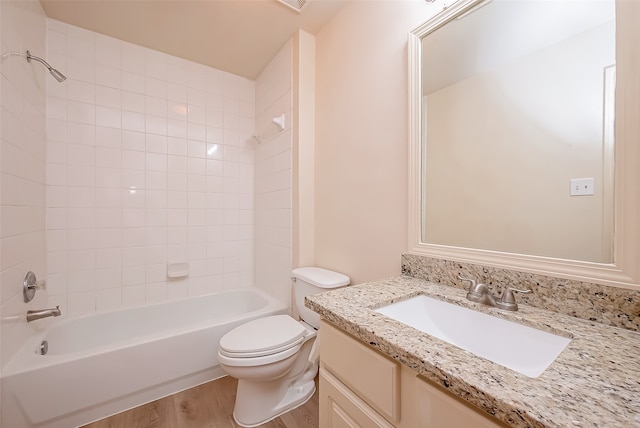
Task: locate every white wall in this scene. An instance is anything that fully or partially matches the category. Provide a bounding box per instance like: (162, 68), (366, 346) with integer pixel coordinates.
(253, 40), (294, 307)
(314, 0), (437, 284)
(0, 0), (47, 370)
(44, 20), (256, 317)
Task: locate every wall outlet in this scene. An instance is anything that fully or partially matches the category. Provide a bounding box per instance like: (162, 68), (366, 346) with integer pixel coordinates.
(570, 178), (595, 196)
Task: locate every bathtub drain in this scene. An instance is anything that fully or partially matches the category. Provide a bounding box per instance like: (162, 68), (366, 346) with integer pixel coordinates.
(39, 340), (48, 355)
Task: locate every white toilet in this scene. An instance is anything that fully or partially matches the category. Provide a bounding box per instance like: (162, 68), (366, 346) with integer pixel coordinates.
(217, 267), (350, 427)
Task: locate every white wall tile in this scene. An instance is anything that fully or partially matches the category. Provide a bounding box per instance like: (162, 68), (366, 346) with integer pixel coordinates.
(96, 86), (121, 108)
(67, 165), (95, 186)
(146, 134), (167, 154)
(68, 229), (96, 250)
(67, 122), (96, 146)
(96, 34), (122, 69)
(146, 172), (167, 191)
(188, 123), (206, 141)
(96, 66), (122, 89)
(145, 281), (167, 303)
(67, 80), (95, 104)
(96, 287), (122, 311)
(122, 247), (145, 266)
(96, 167), (122, 188)
(122, 43), (145, 73)
(168, 121), (188, 139)
(95, 207), (122, 228)
(96, 126), (122, 149)
(121, 208), (144, 228)
(96, 268), (122, 289)
(121, 286), (145, 308)
(68, 269), (96, 292)
(146, 264), (166, 284)
(46, 163), (67, 186)
(46, 207), (67, 229)
(122, 111), (145, 132)
(67, 291), (96, 316)
(122, 265), (145, 286)
(253, 40), (293, 308)
(96, 248), (122, 269)
(96, 106), (121, 128)
(146, 115), (167, 135)
(67, 144), (95, 166)
(96, 228), (122, 248)
(123, 91), (145, 113)
(40, 19), (259, 322)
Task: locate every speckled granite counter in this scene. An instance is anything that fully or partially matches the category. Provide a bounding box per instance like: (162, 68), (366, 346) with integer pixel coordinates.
(306, 276), (640, 428)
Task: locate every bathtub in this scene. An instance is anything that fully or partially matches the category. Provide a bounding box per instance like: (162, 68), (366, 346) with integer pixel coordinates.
(1, 288), (287, 428)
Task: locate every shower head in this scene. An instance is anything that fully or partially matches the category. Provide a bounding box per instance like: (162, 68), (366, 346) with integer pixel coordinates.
(48, 68), (67, 83)
(26, 50), (66, 82)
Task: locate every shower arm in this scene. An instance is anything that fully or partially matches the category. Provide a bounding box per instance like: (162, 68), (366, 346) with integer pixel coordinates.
(26, 50), (67, 82)
(26, 50), (54, 71)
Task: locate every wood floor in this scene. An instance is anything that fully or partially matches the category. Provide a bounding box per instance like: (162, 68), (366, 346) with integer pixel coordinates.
(81, 376), (319, 428)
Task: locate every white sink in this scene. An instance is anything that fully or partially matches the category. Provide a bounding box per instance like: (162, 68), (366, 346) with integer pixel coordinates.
(375, 295), (571, 378)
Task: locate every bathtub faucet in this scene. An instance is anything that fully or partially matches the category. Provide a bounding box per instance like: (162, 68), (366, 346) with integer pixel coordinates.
(26, 306), (61, 322)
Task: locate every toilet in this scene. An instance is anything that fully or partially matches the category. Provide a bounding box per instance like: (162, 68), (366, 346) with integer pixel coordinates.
(217, 267), (350, 427)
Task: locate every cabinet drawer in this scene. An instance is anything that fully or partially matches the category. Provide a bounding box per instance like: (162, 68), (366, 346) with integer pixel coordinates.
(320, 368), (395, 428)
(321, 320), (400, 422)
(415, 375), (508, 428)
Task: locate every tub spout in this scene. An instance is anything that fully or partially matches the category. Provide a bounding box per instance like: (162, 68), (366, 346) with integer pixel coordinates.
(27, 306), (61, 322)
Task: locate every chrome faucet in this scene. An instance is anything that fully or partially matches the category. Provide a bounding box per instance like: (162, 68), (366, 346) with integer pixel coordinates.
(26, 306), (61, 322)
(457, 276), (531, 311)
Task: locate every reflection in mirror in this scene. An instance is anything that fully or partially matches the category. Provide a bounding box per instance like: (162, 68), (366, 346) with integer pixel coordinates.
(420, 0), (615, 263)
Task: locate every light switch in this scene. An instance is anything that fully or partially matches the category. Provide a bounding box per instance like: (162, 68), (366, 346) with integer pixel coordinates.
(570, 178), (595, 196)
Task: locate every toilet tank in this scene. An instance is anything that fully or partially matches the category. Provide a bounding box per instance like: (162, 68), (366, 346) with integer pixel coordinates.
(292, 267), (350, 329)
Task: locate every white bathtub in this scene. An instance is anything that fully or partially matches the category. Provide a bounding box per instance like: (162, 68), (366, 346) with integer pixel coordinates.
(1, 288), (287, 428)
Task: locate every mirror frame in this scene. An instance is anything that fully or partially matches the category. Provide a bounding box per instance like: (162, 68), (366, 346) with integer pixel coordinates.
(408, 0), (640, 289)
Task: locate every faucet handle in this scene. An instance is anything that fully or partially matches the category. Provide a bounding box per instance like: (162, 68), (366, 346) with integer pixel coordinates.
(497, 287), (531, 310)
(23, 271), (46, 303)
(457, 275), (477, 289)
(458, 275), (488, 297)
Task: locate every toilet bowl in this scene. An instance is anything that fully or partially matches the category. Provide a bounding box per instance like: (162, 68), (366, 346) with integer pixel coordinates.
(217, 267), (350, 427)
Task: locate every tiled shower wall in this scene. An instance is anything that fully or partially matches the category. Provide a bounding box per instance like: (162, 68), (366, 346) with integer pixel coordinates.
(0, 0), (47, 367)
(254, 41), (293, 307)
(44, 19), (256, 316)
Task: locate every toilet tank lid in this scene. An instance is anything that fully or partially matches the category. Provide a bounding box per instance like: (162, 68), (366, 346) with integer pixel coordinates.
(292, 267), (350, 288)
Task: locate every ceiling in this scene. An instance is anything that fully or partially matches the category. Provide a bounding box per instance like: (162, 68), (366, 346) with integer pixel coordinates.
(39, 0), (347, 80)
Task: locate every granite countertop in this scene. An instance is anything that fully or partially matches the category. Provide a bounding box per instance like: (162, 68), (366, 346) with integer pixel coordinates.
(305, 276), (640, 428)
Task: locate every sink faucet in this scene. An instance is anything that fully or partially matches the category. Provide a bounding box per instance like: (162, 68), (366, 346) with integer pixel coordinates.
(457, 276), (531, 311)
(26, 306), (61, 322)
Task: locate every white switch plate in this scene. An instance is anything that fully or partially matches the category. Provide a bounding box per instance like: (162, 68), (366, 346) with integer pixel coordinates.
(570, 178), (595, 196)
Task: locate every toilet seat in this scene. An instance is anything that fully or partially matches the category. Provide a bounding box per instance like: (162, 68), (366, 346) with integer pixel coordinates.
(219, 315), (307, 359)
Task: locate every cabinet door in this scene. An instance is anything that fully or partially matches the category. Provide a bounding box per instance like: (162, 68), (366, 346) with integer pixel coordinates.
(321, 321), (400, 422)
(320, 368), (395, 428)
(415, 376), (507, 428)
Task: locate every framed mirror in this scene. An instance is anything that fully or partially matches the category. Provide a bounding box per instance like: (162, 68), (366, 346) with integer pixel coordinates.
(408, 0), (640, 288)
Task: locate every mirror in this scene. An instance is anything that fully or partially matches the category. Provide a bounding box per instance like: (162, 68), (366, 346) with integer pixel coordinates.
(408, 0), (640, 288)
(422, 0), (615, 263)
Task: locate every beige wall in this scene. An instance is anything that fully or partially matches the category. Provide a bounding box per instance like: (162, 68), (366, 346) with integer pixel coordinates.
(293, 30), (316, 270)
(314, 0), (437, 284)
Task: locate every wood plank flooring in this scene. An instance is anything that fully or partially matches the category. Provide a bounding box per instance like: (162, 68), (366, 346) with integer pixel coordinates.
(82, 376), (319, 428)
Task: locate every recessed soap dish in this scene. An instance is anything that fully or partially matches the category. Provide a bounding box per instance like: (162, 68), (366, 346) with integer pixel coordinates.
(167, 262), (189, 279)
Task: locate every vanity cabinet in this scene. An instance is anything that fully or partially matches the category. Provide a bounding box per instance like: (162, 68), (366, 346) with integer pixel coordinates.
(319, 320), (508, 428)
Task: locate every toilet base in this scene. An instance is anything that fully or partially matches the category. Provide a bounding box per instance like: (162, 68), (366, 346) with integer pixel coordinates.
(232, 370), (317, 427)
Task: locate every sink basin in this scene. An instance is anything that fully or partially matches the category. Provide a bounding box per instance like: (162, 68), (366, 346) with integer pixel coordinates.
(375, 295), (571, 378)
